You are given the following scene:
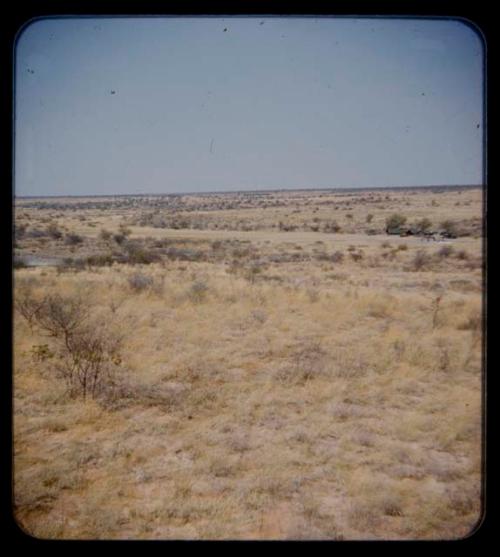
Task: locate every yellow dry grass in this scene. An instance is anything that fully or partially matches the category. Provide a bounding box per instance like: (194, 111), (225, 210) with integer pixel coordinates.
(13, 187), (484, 540)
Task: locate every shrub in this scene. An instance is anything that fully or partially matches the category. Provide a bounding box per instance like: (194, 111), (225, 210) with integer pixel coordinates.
(31, 343), (54, 362)
(324, 221), (341, 233)
(19, 292), (123, 400)
(275, 342), (328, 384)
(331, 251), (344, 263)
(366, 214), (374, 223)
(440, 220), (458, 237)
(188, 279), (209, 303)
(412, 250), (431, 271)
(47, 223), (63, 240)
(35, 294), (90, 348)
(15, 284), (45, 330)
(56, 325), (122, 400)
(86, 253), (114, 267)
(118, 224), (132, 237)
(438, 245), (454, 258)
(127, 272), (154, 292)
(457, 311), (482, 333)
(65, 233), (83, 245)
(122, 241), (161, 265)
(113, 233), (126, 245)
(386, 213), (407, 230)
(415, 218), (432, 234)
(244, 264), (262, 283)
(25, 228), (48, 239)
(99, 229), (112, 241)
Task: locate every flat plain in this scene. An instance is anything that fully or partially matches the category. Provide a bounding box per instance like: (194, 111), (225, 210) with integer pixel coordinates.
(13, 185), (484, 540)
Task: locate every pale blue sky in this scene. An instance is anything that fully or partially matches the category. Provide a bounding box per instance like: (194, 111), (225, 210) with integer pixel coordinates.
(15, 17), (484, 196)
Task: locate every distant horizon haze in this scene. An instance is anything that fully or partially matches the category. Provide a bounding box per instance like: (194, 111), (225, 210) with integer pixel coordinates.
(15, 17), (484, 197)
(14, 183), (483, 200)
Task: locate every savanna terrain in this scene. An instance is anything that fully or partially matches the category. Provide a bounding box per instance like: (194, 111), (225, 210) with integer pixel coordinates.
(13, 185), (484, 540)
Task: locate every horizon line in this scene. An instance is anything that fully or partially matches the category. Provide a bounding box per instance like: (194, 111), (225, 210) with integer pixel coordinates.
(14, 183), (484, 200)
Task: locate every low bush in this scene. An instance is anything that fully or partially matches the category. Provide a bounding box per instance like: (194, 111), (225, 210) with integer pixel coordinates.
(324, 221), (341, 233)
(17, 292), (122, 400)
(14, 283), (45, 330)
(440, 220), (459, 237)
(86, 253), (114, 267)
(123, 242), (161, 265)
(386, 213), (407, 229)
(65, 233), (83, 246)
(244, 264), (262, 283)
(188, 279), (209, 303)
(412, 250), (432, 271)
(128, 272), (154, 292)
(415, 218), (432, 234)
(47, 223), (63, 240)
(438, 245), (454, 258)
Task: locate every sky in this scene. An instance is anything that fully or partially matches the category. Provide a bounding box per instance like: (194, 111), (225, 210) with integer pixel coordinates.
(15, 17), (484, 196)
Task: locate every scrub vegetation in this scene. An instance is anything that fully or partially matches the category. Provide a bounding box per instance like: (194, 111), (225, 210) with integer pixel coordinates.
(13, 185), (484, 540)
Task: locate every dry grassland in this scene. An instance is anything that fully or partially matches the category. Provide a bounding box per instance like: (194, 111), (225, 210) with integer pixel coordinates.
(13, 186), (484, 540)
